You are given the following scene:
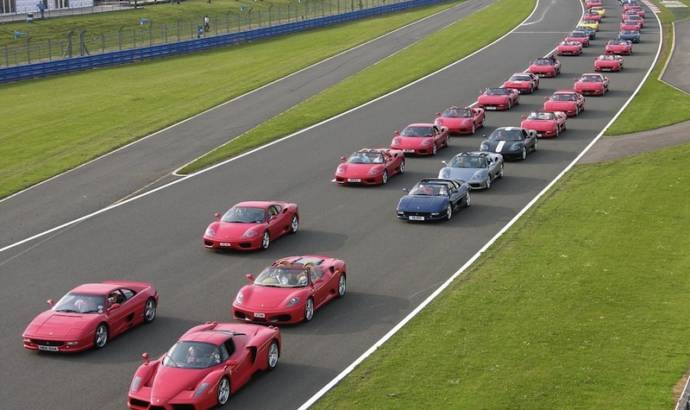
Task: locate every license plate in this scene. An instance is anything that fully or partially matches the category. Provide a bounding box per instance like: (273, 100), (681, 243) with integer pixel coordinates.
(38, 345), (59, 352)
(347, 178), (361, 183)
(220, 242), (232, 247)
(403, 149), (415, 153)
(408, 216), (425, 221)
(485, 106), (496, 110)
(254, 312), (265, 318)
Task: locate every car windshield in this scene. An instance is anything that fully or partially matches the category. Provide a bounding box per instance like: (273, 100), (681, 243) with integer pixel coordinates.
(409, 183), (448, 196)
(489, 129), (522, 141)
(626, 14), (640, 19)
(509, 74), (531, 81)
(448, 155), (487, 169)
(347, 151), (384, 164)
(442, 108), (472, 118)
(485, 88), (509, 95)
(254, 266), (310, 288)
(401, 126), (433, 137)
(560, 41), (579, 46)
(552, 93), (576, 101)
(622, 30), (638, 35)
(623, 20), (637, 24)
(534, 58), (554, 65)
(222, 207), (265, 223)
(570, 31), (587, 37)
(609, 40), (626, 45)
(581, 75), (602, 82)
(163, 341), (222, 369)
(527, 112), (555, 120)
(598, 55), (617, 60)
(53, 293), (106, 314)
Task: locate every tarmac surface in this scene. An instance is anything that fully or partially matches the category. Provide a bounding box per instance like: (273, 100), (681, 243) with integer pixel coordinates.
(0, 0), (661, 409)
(662, 18), (690, 93)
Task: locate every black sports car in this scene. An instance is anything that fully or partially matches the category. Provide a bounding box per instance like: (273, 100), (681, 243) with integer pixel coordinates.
(396, 179), (470, 222)
(479, 127), (537, 160)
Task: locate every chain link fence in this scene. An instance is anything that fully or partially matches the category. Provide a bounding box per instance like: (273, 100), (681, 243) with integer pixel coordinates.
(2, 0), (404, 67)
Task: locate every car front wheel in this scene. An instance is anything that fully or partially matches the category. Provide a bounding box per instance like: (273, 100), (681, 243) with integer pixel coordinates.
(94, 324), (108, 349)
(267, 341), (279, 370)
(304, 298), (314, 322)
(261, 231), (270, 250)
(217, 377), (230, 406)
(144, 298), (157, 323)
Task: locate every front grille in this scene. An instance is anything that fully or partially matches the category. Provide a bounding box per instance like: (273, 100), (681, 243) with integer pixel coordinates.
(31, 339), (64, 346)
(234, 311), (247, 319)
(150, 406), (166, 410)
(239, 242), (252, 248)
(203, 239), (214, 246)
(272, 315), (291, 322)
(172, 405), (195, 410)
(128, 398), (149, 408)
(469, 183), (482, 189)
(253, 317), (267, 323)
(402, 212), (431, 217)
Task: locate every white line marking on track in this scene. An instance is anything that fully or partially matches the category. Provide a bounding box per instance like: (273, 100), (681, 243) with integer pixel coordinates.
(521, 0), (556, 25)
(297, 1), (665, 408)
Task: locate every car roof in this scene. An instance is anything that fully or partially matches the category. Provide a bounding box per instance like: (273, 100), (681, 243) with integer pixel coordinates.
(235, 201), (272, 208)
(582, 73), (602, 76)
(71, 283), (121, 295)
(419, 178), (455, 186)
(554, 90), (577, 94)
(181, 323), (247, 345)
(406, 123), (434, 128)
(495, 126), (522, 131)
(457, 151), (489, 158)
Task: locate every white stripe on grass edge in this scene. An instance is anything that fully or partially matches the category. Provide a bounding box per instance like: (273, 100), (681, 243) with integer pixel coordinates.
(0, 0), (537, 254)
(0, 0), (464, 205)
(297, 4), (664, 410)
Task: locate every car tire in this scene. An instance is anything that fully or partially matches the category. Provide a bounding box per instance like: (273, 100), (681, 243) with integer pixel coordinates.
(337, 274), (347, 298)
(507, 100), (512, 110)
(464, 192), (471, 208)
(94, 323), (108, 349)
(432, 144), (437, 156)
(399, 160), (405, 174)
(382, 170), (389, 185)
(267, 341), (280, 371)
(144, 298), (157, 323)
(304, 298), (314, 322)
(261, 231), (270, 250)
(217, 377), (230, 407)
(532, 140), (538, 152)
(471, 123), (476, 134)
(446, 204), (453, 220)
(289, 215), (299, 234)
(498, 163), (504, 178)
(555, 126), (560, 137)
(485, 176), (491, 190)
(521, 147), (527, 160)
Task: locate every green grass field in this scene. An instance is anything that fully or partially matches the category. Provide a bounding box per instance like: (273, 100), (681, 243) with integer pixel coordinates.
(0, 1), (457, 199)
(315, 142), (690, 409)
(179, 0), (536, 174)
(606, 0), (690, 136)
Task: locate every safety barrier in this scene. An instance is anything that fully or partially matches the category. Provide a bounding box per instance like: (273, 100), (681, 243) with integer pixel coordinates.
(0, 0), (446, 83)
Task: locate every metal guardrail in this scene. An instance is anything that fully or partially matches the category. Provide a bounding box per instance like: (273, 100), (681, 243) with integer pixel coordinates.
(0, 0), (445, 83)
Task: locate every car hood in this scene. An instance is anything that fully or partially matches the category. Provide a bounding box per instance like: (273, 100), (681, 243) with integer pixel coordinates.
(483, 140), (522, 153)
(436, 117), (471, 127)
(397, 195), (448, 212)
(239, 285), (307, 310)
(530, 64), (554, 71)
(521, 119), (555, 131)
(337, 163), (382, 178)
(478, 95), (509, 103)
(439, 167), (485, 181)
(24, 310), (97, 339)
(503, 81), (530, 87)
(150, 366), (208, 404)
(575, 81), (602, 89)
(211, 222), (263, 240)
(545, 100), (576, 109)
(392, 136), (431, 148)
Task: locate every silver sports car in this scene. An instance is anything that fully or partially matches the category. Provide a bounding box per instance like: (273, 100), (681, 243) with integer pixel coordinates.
(437, 151), (504, 190)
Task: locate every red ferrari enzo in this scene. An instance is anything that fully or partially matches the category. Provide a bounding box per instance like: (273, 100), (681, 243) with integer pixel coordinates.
(574, 73), (609, 96)
(595, 54), (624, 72)
(390, 123), (449, 155)
(520, 111), (567, 138)
(557, 40), (584, 56)
(502, 72), (539, 94)
(334, 148), (404, 185)
(605, 39), (633, 55)
(544, 90), (585, 117)
(233, 255), (347, 325)
(528, 56), (561, 77)
(476, 87), (520, 111)
(128, 322), (280, 410)
(23, 281), (158, 353)
(203, 201), (299, 251)
(434, 106), (485, 135)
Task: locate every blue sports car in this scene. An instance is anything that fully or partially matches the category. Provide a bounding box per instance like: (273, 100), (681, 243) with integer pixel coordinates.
(618, 30), (640, 43)
(396, 178), (470, 222)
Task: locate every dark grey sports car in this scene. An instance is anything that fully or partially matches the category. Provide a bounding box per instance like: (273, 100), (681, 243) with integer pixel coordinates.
(396, 178), (470, 222)
(438, 151), (504, 190)
(479, 127), (537, 161)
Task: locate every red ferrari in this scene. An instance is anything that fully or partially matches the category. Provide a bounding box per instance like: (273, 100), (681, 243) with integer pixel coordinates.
(528, 56), (561, 77)
(621, 19), (642, 31)
(605, 39), (633, 55)
(434, 106), (485, 135)
(624, 6), (645, 18)
(476, 87), (520, 111)
(565, 31), (590, 47)
(557, 40), (584, 56)
(574, 73), (609, 96)
(595, 54), (624, 72)
(585, 0), (602, 8)
(233, 255), (347, 325)
(502, 72), (539, 94)
(334, 148), (404, 185)
(544, 90), (585, 117)
(584, 12), (602, 22)
(622, 13), (644, 28)
(22, 281), (158, 353)
(390, 123), (449, 155)
(520, 111), (568, 138)
(128, 322), (280, 410)
(203, 201), (299, 251)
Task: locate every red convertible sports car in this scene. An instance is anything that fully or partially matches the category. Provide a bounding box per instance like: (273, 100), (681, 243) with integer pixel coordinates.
(622, 13), (644, 28)
(574, 73), (609, 96)
(543, 90), (585, 117)
(128, 322), (280, 410)
(477, 87), (520, 111)
(23, 281), (158, 353)
(624, 5), (645, 18)
(528, 56), (561, 77)
(565, 31), (591, 47)
(595, 54), (624, 72)
(334, 148), (404, 185)
(621, 19), (642, 31)
(502, 72), (539, 94)
(203, 201), (299, 251)
(605, 39), (633, 55)
(520, 111), (568, 138)
(434, 106), (485, 135)
(233, 255), (347, 325)
(557, 40), (584, 56)
(390, 123), (449, 155)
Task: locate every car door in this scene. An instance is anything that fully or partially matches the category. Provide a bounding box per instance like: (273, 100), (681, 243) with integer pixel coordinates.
(309, 266), (331, 308)
(448, 184), (460, 208)
(226, 337), (254, 391)
(266, 205), (285, 238)
(121, 288), (146, 325)
(106, 290), (131, 336)
(524, 131), (535, 150)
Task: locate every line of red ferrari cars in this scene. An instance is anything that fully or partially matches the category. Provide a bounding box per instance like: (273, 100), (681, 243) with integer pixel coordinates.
(20, 1), (647, 409)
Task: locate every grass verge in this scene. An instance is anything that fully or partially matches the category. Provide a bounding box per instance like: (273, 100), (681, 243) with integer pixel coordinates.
(605, 0), (690, 136)
(315, 142), (690, 409)
(179, 0), (536, 174)
(0, 1), (457, 199)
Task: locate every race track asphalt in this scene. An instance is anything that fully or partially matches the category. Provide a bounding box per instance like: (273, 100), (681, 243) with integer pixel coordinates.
(0, 0), (494, 249)
(0, 0), (660, 408)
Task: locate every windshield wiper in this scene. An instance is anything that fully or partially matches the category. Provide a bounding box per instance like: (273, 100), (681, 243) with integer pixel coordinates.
(55, 309), (79, 313)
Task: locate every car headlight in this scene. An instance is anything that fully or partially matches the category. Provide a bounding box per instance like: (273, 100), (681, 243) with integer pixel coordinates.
(421, 139), (433, 146)
(392, 137), (401, 145)
(234, 292), (244, 304)
(205, 227), (216, 237)
(440, 169), (451, 179)
(435, 119), (443, 126)
(511, 143), (522, 150)
(471, 172), (484, 181)
(242, 229), (259, 238)
(369, 166), (384, 175)
(66, 341), (79, 346)
(130, 376), (142, 393)
(194, 383), (209, 398)
(287, 297), (300, 307)
(336, 164), (346, 174)
(431, 212), (440, 216)
(480, 143), (489, 151)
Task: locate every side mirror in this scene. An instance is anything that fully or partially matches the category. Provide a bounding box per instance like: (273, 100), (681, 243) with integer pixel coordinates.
(142, 352), (150, 365)
(520, 115), (527, 120)
(340, 156), (347, 162)
(544, 97), (549, 101)
(441, 161), (448, 166)
(214, 212), (221, 220)
(246, 273), (255, 283)
(435, 112), (441, 117)
(393, 130), (400, 135)
(268, 215), (276, 221)
(402, 188), (409, 193)
(46, 299), (54, 306)
(108, 303), (121, 312)
(282, 208), (288, 214)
